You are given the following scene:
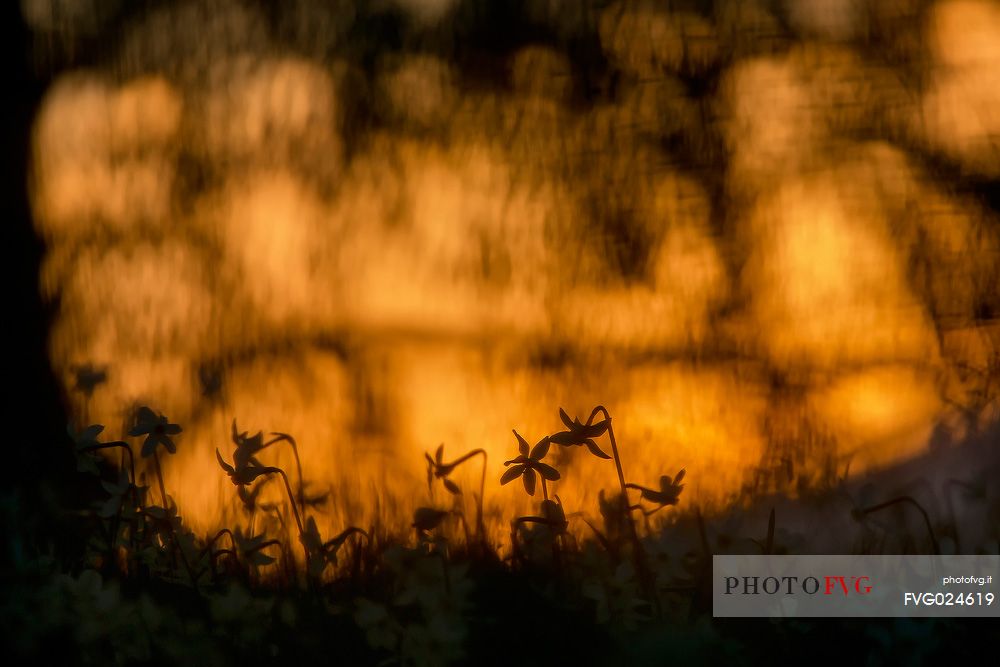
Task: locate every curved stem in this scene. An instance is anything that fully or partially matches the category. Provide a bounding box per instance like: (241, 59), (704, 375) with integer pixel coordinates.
(514, 516), (561, 529)
(859, 496), (940, 555)
(251, 539), (283, 554)
(443, 449), (488, 542)
(446, 449), (486, 468)
(590, 405), (658, 614)
(630, 503), (665, 517)
(204, 528), (236, 554)
(79, 442), (136, 487)
(590, 406), (628, 497)
(79, 441), (141, 536)
(264, 467), (307, 561)
(272, 468), (304, 535)
(263, 433), (304, 515)
(322, 527), (369, 551)
(203, 529), (237, 578)
(212, 548), (238, 566)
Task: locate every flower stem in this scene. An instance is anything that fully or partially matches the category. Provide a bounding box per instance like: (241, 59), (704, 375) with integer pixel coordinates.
(588, 406), (628, 496)
(152, 450), (168, 507)
(202, 528), (236, 561)
(265, 467), (307, 560)
(447, 449), (488, 541)
(476, 451), (487, 543)
(212, 548), (238, 566)
(203, 529), (237, 579)
(588, 405), (658, 614)
(79, 442), (136, 488)
(253, 539), (283, 554)
(106, 495), (124, 574)
(80, 441), (142, 557)
(322, 527), (369, 551)
(264, 433), (305, 516)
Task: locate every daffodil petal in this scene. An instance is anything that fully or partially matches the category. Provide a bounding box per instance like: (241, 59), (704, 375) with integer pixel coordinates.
(530, 437), (551, 461)
(500, 465), (524, 485)
(522, 468), (537, 495)
(513, 430), (530, 456)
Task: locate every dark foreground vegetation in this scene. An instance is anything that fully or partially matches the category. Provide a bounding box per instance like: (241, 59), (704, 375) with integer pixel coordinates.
(3, 403), (998, 666)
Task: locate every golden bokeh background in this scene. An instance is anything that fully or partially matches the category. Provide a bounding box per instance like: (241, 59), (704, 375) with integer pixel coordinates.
(26, 0), (1000, 547)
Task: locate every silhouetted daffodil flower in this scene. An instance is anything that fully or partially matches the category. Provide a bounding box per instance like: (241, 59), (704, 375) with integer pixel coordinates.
(216, 448), (273, 486)
(129, 407), (182, 458)
(425, 444), (461, 494)
(500, 431), (560, 496)
(216, 420), (277, 486)
(540, 498), (568, 534)
(301, 517), (366, 576)
(229, 420), (267, 470)
(549, 408), (612, 459)
(233, 527), (277, 566)
(627, 469), (685, 513)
